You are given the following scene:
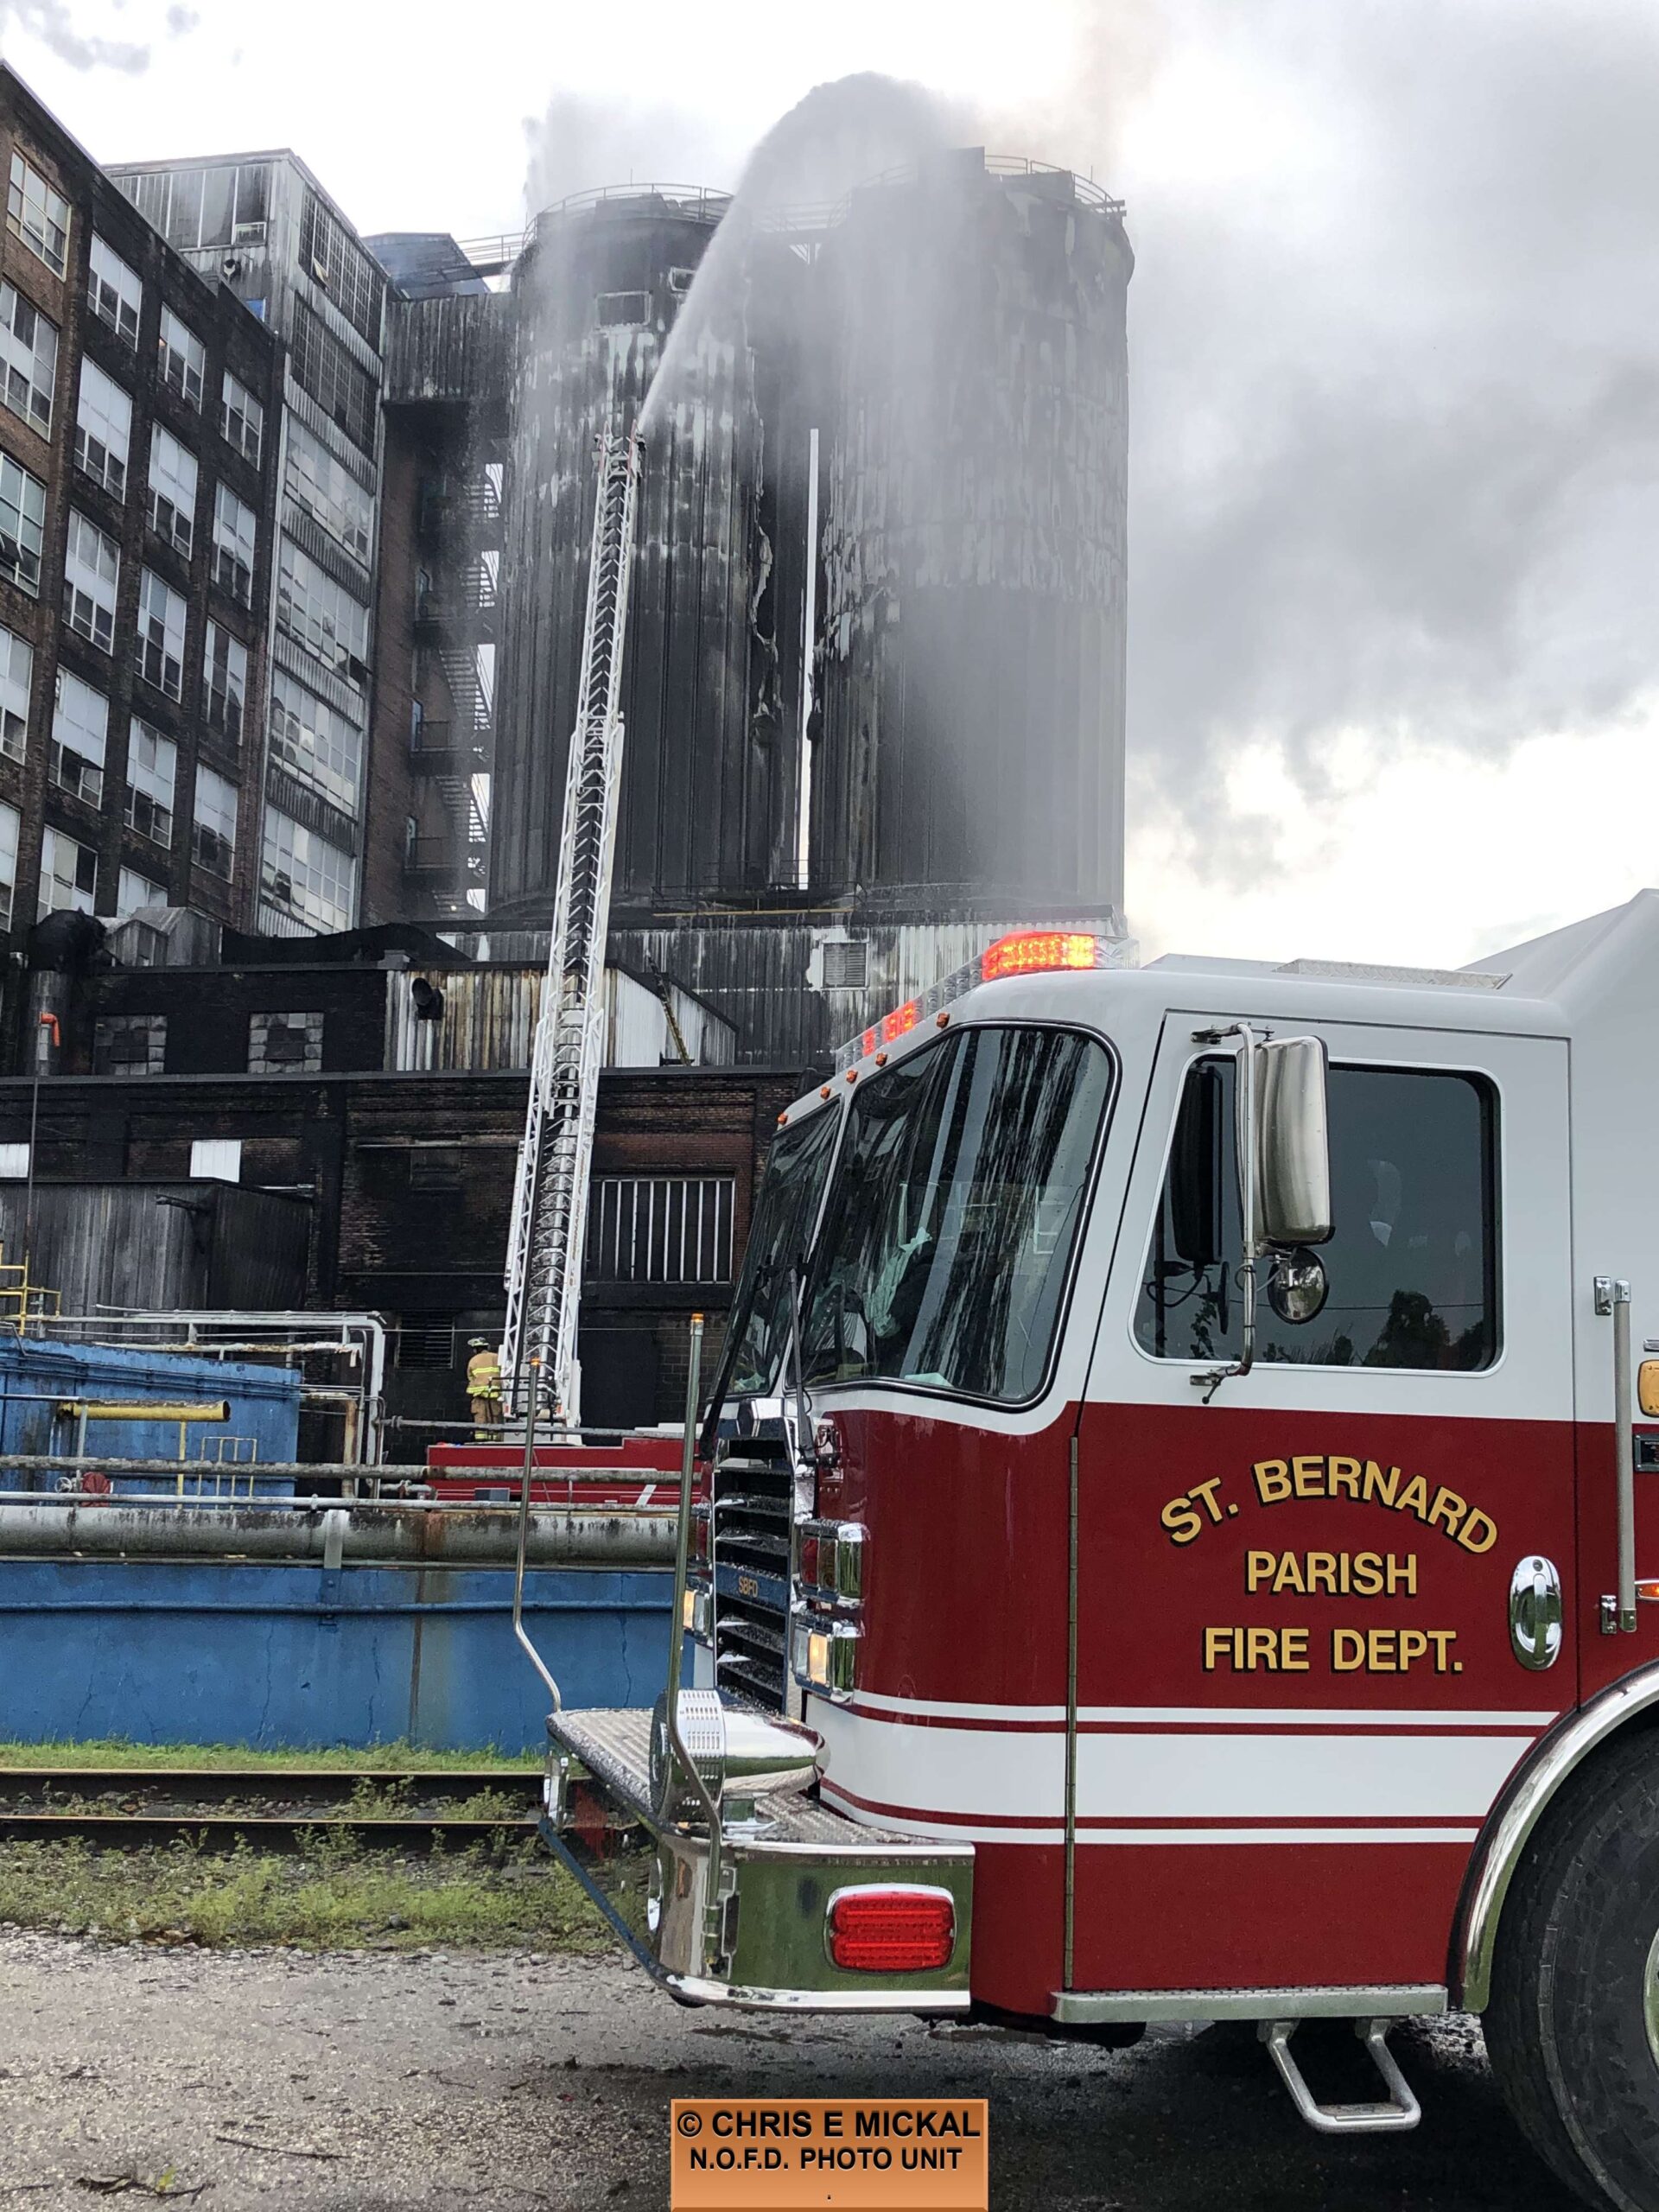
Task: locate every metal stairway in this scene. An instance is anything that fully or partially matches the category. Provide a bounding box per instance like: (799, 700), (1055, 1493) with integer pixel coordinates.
(501, 423), (643, 1421)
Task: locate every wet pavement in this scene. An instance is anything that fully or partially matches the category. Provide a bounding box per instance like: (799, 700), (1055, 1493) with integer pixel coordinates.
(0, 1932), (1581, 2209)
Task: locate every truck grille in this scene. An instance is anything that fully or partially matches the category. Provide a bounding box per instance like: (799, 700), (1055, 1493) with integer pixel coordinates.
(711, 1444), (792, 1713)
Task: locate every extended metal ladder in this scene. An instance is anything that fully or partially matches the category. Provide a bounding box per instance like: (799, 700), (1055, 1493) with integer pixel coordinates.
(501, 422), (644, 1423)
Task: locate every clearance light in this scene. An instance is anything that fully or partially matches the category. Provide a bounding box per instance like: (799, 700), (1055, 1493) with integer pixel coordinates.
(981, 931), (1101, 982)
(791, 1611), (861, 1700)
(825, 1886), (956, 1974)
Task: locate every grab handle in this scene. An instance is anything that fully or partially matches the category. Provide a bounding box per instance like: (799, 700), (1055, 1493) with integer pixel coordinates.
(1596, 1275), (1637, 1636)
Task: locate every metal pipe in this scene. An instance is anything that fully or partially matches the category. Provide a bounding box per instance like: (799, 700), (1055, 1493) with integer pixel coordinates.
(0, 1498), (675, 1567)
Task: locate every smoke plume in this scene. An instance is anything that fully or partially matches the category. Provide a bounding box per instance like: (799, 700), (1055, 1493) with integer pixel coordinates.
(2, 0), (147, 70)
(1016, 0), (1659, 872)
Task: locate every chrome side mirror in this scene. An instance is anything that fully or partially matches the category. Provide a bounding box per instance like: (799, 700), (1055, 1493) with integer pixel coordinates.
(1257, 1036), (1332, 1250)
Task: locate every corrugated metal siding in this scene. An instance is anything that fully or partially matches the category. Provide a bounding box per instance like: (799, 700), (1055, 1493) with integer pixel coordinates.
(382, 292), (515, 406)
(383, 965), (736, 1071)
(0, 1184), (310, 1314)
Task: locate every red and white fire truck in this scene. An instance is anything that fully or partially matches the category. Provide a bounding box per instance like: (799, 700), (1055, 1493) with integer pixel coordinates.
(530, 893), (1659, 2207)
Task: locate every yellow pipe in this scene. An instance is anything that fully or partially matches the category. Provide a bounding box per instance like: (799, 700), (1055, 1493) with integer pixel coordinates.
(62, 1401), (231, 1423)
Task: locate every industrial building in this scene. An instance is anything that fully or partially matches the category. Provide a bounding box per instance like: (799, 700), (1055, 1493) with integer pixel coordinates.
(0, 60), (1135, 1429)
(0, 67), (283, 960)
(109, 146), (391, 940)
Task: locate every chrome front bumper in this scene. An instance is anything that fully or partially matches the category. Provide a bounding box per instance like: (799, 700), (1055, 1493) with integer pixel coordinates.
(543, 1706), (974, 2012)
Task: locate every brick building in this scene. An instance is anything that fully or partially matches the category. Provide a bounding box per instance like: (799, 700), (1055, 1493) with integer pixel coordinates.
(0, 66), (283, 948)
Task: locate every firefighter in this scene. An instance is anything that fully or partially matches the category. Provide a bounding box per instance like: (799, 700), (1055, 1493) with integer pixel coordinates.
(466, 1338), (502, 1438)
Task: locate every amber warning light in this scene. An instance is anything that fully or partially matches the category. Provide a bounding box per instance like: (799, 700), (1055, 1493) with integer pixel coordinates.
(671, 2098), (988, 2211)
(834, 929), (1129, 1072)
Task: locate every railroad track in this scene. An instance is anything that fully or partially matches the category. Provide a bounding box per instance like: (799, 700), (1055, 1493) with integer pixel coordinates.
(0, 1767), (544, 1850)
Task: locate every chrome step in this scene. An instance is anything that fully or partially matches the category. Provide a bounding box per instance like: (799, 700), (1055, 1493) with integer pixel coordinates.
(1262, 2018), (1422, 2134)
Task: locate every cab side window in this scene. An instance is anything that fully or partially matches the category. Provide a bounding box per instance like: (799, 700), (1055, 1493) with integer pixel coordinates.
(1135, 1057), (1499, 1371)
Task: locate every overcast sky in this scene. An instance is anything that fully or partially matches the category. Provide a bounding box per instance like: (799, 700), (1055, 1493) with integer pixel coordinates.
(7, 0), (1657, 971)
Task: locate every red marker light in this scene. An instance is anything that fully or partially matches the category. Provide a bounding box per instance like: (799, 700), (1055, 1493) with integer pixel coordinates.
(981, 931), (1100, 983)
(882, 1001), (919, 1043)
(826, 1887), (956, 1973)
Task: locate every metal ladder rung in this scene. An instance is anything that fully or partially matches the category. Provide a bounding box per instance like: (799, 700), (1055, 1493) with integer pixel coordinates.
(1261, 2018), (1421, 2135)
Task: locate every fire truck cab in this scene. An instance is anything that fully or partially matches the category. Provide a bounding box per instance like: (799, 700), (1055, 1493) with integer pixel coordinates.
(537, 890), (1659, 2207)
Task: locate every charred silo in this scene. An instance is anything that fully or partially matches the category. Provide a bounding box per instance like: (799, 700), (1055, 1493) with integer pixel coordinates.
(811, 154), (1132, 913)
(491, 187), (805, 922)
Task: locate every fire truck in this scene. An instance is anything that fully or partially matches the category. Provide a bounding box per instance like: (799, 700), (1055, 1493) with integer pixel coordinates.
(524, 892), (1659, 2208)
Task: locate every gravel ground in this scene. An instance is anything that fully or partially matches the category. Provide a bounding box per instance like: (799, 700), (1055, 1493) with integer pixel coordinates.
(0, 1931), (1582, 2209)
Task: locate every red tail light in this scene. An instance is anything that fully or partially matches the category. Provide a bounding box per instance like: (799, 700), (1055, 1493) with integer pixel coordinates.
(826, 1885), (956, 1973)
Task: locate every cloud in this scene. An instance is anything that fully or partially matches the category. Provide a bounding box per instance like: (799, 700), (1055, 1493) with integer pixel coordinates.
(3, 0), (147, 70)
(165, 3), (196, 32)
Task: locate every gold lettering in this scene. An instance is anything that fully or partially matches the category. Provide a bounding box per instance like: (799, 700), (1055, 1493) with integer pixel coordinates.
(1458, 1510), (1498, 1555)
(1245, 1549), (1276, 1592)
(1395, 1474), (1431, 1521)
(1427, 1630), (1458, 1671)
(1368, 1629), (1399, 1671)
(1246, 1626), (1278, 1669)
(1281, 1627), (1311, 1672)
(1398, 1629), (1430, 1669)
(1292, 1454), (1325, 1497)
(1385, 1554), (1419, 1596)
(1426, 1486), (1466, 1536)
(1161, 1497), (1203, 1547)
(1204, 1627), (1237, 1671)
(1326, 1455), (1362, 1499)
(1255, 1459), (1292, 1503)
(1352, 1551), (1383, 1596)
(1363, 1461), (1401, 1507)
(1272, 1553), (1307, 1595)
(1332, 1628), (1366, 1671)
(1306, 1551), (1338, 1595)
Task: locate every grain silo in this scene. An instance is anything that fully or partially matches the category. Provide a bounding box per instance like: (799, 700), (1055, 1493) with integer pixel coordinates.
(810, 152), (1132, 913)
(490, 185), (804, 920)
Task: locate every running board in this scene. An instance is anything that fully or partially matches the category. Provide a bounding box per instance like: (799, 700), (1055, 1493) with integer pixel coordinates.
(1262, 2018), (1422, 2134)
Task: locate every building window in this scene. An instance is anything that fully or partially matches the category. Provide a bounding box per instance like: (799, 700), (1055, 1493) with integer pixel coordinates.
(0, 282), (57, 436)
(585, 1176), (736, 1285)
(7, 152), (68, 277)
(51, 671), (108, 806)
(135, 569), (187, 700)
(0, 626), (32, 763)
(249, 1009), (324, 1074)
(116, 864), (165, 916)
(39, 824), (96, 918)
(269, 668), (362, 812)
(259, 808), (353, 933)
(123, 162), (269, 253)
(283, 420), (372, 563)
(212, 482), (256, 606)
(1135, 1058), (1500, 1371)
(0, 452), (47, 596)
(191, 763), (237, 878)
(595, 290), (652, 327)
(73, 360), (131, 496)
(87, 234), (141, 345)
(157, 307), (205, 410)
(0, 802), (18, 928)
(92, 1012), (166, 1075)
(61, 512), (120, 652)
(298, 188), (385, 348)
(220, 371), (263, 466)
(290, 300), (376, 454)
(203, 621), (247, 741)
(406, 1147), (463, 1194)
(276, 537), (369, 685)
(146, 425), (197, 554)
(124, 717), (175, 847)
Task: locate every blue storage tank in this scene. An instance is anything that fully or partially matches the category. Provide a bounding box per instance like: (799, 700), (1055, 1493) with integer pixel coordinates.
(0, 1338), (302, 1497)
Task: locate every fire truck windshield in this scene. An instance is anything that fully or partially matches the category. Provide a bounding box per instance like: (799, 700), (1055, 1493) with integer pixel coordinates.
(801, 1025), (1111, 1403)
(724, 1103), (842, 1395)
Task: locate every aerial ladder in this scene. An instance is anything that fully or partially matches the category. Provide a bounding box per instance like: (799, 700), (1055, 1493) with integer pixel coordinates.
(501, 422), (644, 1426)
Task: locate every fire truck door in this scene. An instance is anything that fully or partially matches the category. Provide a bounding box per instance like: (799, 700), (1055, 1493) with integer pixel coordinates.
(1067, 1014), (1576, 1997)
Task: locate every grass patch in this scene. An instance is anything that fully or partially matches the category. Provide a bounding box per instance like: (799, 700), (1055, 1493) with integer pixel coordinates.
(0, 1832), (609, 1951)
(0, 1737), (539, 1772)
